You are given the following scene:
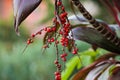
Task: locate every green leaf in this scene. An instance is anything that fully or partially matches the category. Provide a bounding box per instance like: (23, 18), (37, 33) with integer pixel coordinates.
(62, 49), (98, 80)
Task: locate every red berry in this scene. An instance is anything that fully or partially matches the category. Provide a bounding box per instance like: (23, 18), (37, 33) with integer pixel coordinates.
(60, 54), (64, 58)
(36, 31), (41, 35)
(55, 75), (61, 80)
(31, 34), (35, 37)
(27, 39), (33, 45)
(63, 12), (67, 17)
(51, 38), (55, 42)
(66, 23), (70, 28)
(61, 43), (65, 46)
(60, 13), (64, 18)
(27, 40), (31, 45)
(62, 57), (66, 62)
(64, 38), (68, 42)
(72, 48), (78, 54)
(65, 29), (69, 33)
(47, 28), (51, 32)
(57, 1), (61, 6)
(52, 27), (56, 31)
(54, 71), (60, 75)
(60, 12), (68, 19)
(44, 27), (48, 31)
(61, 18), (66, 24)
(47, 39), (51, 43)
(54, 60), (59, 64)
(60, 53), (67, 58)
(63, 53), (67, 56)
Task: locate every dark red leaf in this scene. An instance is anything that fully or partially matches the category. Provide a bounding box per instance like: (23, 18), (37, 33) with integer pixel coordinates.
(109, 67), (120, 80)
(72, 53), (119, 80)
(113, 0), (120, 13)
(71, 26), (120, 53)
(13, 0), (42, 35)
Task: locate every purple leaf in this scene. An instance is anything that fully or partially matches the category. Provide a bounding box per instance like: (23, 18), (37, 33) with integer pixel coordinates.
(85, 63), (110, 80)
(13, 0), (42, 35)
(72, 53), (119, 80)
(71, 26), (120, 53)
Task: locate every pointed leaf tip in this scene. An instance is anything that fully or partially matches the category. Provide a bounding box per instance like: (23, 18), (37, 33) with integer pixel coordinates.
(14, 17), (20, 36)
(13, 0), (42, 35)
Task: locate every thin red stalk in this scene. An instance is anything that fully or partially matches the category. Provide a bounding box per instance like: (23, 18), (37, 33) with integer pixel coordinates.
(100, 0), (120, 26)
(113, 0), (120, 13)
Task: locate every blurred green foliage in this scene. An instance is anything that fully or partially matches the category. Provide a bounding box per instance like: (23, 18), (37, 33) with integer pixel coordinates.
(0, 40), (57, 80)
(0, 20), (28, 42)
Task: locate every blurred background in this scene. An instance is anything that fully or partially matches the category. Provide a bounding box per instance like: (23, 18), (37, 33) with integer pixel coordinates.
(0, 0), (113, 80)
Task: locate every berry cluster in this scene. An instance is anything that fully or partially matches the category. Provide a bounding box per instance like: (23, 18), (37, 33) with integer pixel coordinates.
(54, 71), (61, 80)
(25, 0), (79, 80)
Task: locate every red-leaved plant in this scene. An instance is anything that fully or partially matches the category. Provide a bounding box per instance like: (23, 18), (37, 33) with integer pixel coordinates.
(13, 0), (120, 80)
